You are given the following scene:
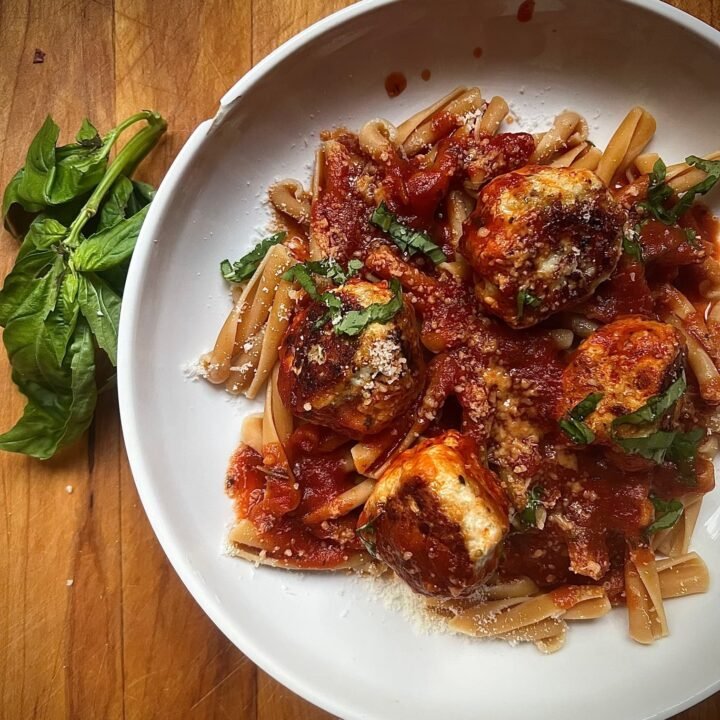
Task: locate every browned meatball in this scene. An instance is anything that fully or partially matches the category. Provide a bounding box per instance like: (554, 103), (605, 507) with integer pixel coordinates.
(278, 279), (424, 438)
(357, 430), (510, 598)
(461, 165), (625, 328)
(556, 317), (685, 446)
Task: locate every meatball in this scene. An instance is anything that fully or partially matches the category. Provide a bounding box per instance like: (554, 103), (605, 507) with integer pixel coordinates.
(278, 279), (424, 438)
(556, 317), (685, 445)
(461, 165), (625, 328)
(357, 430), (510, 598)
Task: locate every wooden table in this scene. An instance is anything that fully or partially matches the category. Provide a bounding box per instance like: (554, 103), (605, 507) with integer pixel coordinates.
(1, 0), (719, 718)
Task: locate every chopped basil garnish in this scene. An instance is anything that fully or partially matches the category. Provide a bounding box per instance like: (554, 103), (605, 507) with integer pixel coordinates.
(559, 392), (603, 445)
(283, 265), (402, 337)
(516, 287), (541, 319)
(520, 486), (544, 528)
(646, 496), (684, 536)
(622, 225), (644, 262)
(612, 373), (686, 429)
(684, 227), (699, 248)
(614, 427), (703, 482)
(300, 258), (362, 285)
(640, 156), (720, 225)
(221, 231), (286, 283)
(282, 263), (320, 298)
(356, 518), (378, 558)
(334, 279), (403, 337)
(370, 202), (446, 264)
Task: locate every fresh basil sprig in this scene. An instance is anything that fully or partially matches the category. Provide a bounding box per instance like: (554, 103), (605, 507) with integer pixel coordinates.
(0, 111), (166, 459)
(370, 202), (446, 264)
(516, 287), (541, 319)
(559, 392), (603, 445)
(220, 231), (286, 283)
(646, 496), (684, 536)
(640, 156), (720, 225)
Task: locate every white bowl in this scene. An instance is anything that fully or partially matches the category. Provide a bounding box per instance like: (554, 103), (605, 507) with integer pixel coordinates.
(118, 1), (720, 718)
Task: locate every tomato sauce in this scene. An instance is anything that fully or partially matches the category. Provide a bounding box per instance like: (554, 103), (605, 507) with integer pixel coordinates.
(226, 430), (363, 569)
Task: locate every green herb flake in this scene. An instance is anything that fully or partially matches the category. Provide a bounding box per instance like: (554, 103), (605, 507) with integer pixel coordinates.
(356, 518), (378, 558)
(612, 373), (686, 429)
(370, 203), (446, 264)
(520, 486), (544, 528)
(516, 287), (541, 319)
(646, 496), (684, 536)
(622, 225), (644, 262)
(221, 231), (286, 283)
(558, 392), (603, 445)
(282, 263), (320, 299)
(684, 227), (699, 248)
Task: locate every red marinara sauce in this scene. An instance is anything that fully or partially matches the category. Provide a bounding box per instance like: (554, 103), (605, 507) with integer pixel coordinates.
(226, 426), (363, 569)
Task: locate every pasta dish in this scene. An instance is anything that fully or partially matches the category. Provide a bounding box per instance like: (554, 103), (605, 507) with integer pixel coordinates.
(198, 87), (719, 652)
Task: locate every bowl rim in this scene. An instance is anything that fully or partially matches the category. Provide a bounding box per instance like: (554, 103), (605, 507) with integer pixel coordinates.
(117, 1), (720, 718)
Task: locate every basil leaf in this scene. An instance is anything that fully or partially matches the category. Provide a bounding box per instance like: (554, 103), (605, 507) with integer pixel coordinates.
(0, 238), (61, 327)
(1, 259), (69, 390)
(520, 486), (544, 527)
(45, 272), (80, 366)
(335, 279), (403, 337)
(559, 392), (603, 445)
(282, 264), (319, 299)
(98, 176), (134, 231)
(77, 274), (122, 366)
(370, 203), (446, 264)
(646, 496), (684, 535)
(221, 232), (286, 283)
(516, 287), (541, 319)
(615, 427), (703, 480)
(667, 427), (704, 481)
(16, 115), (60, 211)
(622, 225), (644, 262)
(670, 156), (720, 218)
(0, 320), (97, 460)
(125, 180), (155, 217)
(76, 119), (102, 147)
(73, 204), (149, 272)
(285, 258), (363, 289)
(612, 373), (686, 428)
(315, 292), (343, 329)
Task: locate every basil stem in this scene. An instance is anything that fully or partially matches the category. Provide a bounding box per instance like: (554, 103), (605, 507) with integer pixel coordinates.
(65, 113), (167, 248)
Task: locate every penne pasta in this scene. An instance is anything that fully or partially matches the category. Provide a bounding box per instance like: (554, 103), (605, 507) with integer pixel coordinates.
(268, 179), (312, 226)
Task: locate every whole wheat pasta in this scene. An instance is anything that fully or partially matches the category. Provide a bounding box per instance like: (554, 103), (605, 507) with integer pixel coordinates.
(268, 179), (312, 226)
(570, 145), (602, 170)
(656, 552), (710, 598)
(530, 111), (584, 164)
(403, 87), (484, 156)
(596, 107), (656, 185)
(626, 549), (668, 644)
(551, 142), (589, 168)
(395, 86), (468, 144)
(476, 96), (509, 136)
(303, 478), (375, 525)
(359, 118), (398, 161)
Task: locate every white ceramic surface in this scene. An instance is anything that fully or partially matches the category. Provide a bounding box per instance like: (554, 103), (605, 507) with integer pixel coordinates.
(118, 1), (720, 718)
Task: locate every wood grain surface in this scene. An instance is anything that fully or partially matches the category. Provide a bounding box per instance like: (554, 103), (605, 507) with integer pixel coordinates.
(0, 1), (718, 718)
